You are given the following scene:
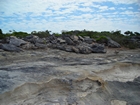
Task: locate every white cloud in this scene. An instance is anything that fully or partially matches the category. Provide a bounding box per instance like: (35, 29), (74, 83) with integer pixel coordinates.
(0, 0), (140, 33)
(109, 7), (115, 10)
(128, 7), (134, 9)
(78, 7), (93, 12)
(119, 7), (126, 10)
(99, 6), (109, 11)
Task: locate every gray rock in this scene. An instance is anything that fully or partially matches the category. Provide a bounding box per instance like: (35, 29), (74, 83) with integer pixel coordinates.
(78, 36), (84, 41)
(57, 38), (66, 44)
(9, 36), (27, 47)
(70, 35), (79, 42)
(64, 37), (75, 45)
(84, 36), (95, 44)
(107, 37), (121, 48)
(35, 43), (48, 49)
(77, 44), (92, 54)
(24, 35), (39, 44)
(0, 44), (22, 52)
(72, 46), (80, 53)
(91, 44), (106, 53)
(21, 42), (37, 49)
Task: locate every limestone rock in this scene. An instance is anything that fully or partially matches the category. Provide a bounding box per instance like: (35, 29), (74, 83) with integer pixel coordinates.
(9, 36), (27, 47)
(107, 37), (121, 48)
(111, 100), (127, 105)
(24, 35), (39, 44)
(91, 44), (106, 53)
(57, 38), (66, 44)
(0, 44), (22, 52)
(21, 42), (36, 49)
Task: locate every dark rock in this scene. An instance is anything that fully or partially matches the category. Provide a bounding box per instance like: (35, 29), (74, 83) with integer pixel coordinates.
(64, 37), (75, 45)
(56, 44), (73, 52)
(55, 44), (66, 50)
(35, 38), (47, 44)
(35, 43), (47, 49)
(91, 44), (106, 53)
(24, 35), (39, 44)
(64, 46), (73, 52)
(78, 36), (84, 41)
(107, 37), (121, 48)
(77, 43), (92, 54)
(0, 44), (22, 52)
(45, 35), (57, 44)
(84, 36), (95, 44)
(9, 36), (27, 47)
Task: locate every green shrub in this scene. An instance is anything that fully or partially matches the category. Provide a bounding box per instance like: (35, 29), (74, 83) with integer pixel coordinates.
(96, 36), (108, 44)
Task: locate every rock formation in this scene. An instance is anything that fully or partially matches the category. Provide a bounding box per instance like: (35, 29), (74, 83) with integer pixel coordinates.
(0, 48), (140, 105)
(0, 35), (108, 53)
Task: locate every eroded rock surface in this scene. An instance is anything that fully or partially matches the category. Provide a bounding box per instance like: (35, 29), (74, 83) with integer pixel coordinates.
(0, 48), (140, 105)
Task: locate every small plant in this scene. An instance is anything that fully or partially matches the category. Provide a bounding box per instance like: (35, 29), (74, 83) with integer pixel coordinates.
(96, 36), (108, 44)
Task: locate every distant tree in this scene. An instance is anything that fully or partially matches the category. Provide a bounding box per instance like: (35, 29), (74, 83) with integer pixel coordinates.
(0, 29), (3, 34)
(113, 30), (121, 35)
(124, 31), (133, 36)
(134, 32), (140, 36)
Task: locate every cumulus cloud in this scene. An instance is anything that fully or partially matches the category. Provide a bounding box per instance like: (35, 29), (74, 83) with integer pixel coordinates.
(0, 0), (140, 33)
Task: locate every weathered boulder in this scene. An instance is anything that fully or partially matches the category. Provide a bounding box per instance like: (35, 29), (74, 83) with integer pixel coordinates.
(21, 42), (37, 49)
(0, 44), (22, 52)
(107, 37), (121, 48)
(46, 35), (57, 44)
(24, 35), (39, 44)
(70, 35), (79, 41)
(78, 36), (84, 41)
(84, 36), (95, 44)
(91, 44), (106, 53)
(57, 38), (66, 44)
(9, 36), (27, 47)
(35, 43), (48, 49)
(71, 46), (80, 53)
(78, 46), (92, 54)
(64, 36), (75, 45)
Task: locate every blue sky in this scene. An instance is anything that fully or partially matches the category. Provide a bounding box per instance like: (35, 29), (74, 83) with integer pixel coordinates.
(0, 0), (140, 33)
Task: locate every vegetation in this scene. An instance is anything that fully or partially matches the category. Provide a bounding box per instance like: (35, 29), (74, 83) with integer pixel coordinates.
(0, 29), (140, 49)
(31, 30), (51, 38)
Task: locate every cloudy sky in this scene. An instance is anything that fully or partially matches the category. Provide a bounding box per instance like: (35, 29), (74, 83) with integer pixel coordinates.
(0, 0), (140, 33)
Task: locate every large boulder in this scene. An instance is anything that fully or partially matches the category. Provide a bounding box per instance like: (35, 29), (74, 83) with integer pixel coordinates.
(84, 36), (95, 44)
(107, 37), (121, 48)
(91, 44), (106, 53)
(77, 43), (92, 54)
(35, 43), (48, 49)
(57, 38), (66, 44)
(78, 46), (92, 54)
(21, 42), (37, 49)
(64, 37), (75, 45)
(9, 36), (27, 47)
(24, 35), (39, 44)
(0, 44), (22, 52)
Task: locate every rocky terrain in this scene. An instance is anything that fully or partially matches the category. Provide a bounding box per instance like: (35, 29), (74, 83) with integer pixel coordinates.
(0, 47), (140, 105)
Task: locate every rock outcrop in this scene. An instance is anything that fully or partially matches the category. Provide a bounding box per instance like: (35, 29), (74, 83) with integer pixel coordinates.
(9, 36), (27, 47)
(0, 35), (107, 53)
(0, 48), (140, 105)
(0, 44), (22, 52)
(107, 37), (121, 48)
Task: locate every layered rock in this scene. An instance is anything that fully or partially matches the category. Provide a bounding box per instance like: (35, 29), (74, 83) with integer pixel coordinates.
(0, 35), (123, 53)
(0, 48), (140, 105)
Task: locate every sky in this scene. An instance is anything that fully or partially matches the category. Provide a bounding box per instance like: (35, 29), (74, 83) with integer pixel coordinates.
(0, 0), (140, 34)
